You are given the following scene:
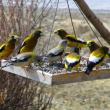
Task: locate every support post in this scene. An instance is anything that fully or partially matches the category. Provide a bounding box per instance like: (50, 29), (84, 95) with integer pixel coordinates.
(74, 0), (110, 44)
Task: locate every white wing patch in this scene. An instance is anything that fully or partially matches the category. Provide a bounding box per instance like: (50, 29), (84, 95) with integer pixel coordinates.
(66, 57), (79, 63)
(89, 55), (101, 63)
(48, 47), (63, 56)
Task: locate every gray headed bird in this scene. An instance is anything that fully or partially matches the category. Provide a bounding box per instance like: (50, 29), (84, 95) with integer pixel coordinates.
(1, 52), (43, 68)
(47, 40), (67, 64)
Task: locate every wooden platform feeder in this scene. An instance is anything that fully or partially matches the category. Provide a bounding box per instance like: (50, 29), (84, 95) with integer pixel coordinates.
(1, 60), (110, 85)
(1, 0), (110, 86)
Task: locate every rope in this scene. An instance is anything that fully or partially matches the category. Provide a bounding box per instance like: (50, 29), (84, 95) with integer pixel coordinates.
(36, 0), (52, 25)
(66, 0), (77, 38)
(39, 0), (46, 28)
(73, 0), (103, 46)
(39, 4), (54, 55)
(46, 0), (59, 52)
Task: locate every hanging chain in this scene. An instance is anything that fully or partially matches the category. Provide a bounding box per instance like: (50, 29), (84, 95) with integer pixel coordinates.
(39, 3), (54, 55)
(46, 0), (59, 52)
(66, 0), (77, 38)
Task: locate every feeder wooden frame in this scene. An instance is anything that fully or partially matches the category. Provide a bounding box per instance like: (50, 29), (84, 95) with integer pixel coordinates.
(1, 60), (110, 85)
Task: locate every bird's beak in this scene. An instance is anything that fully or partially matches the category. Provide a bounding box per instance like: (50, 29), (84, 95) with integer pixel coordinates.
(107, 52), (110, 57)
(54, 31), (58, 34)
(67, 69), (72, 74)
(14, 35), (20, 39)
(40, 32), (44, 36)
(86, 43), (90, 46)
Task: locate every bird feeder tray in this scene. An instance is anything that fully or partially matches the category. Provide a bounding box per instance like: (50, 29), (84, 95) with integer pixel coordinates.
(1, 60), (110, 85)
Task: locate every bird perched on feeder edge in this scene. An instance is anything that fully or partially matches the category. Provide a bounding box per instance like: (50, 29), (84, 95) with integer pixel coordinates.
(64, 50), (81, 73)
(18, 29), (43, 54)
(0, 35), (19, 59)
(1, 52), (43, 68)
(85, 46), (109, 75)
(47, 40), (67, 65)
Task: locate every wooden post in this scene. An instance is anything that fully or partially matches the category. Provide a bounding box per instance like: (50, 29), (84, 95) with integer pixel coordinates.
(74, 0), (110, 45)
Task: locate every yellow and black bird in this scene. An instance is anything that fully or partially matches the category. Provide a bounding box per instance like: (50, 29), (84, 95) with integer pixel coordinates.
(18, 29), (43, 54)
(2, 52), (42, 68)
(87, 40), (110, 58)
(85, 46), (109, 75)
(54, 29), (74, 39)
(54, 29), (87, 48)
(47, 40), (67, 64)
(87, 40), (100, 53)
(0, 35), (19, 59)
(64, 51), (81, 73)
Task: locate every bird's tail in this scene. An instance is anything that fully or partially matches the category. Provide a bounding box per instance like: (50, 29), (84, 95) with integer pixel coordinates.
(67, 66), (72, 73)
(0, 59), (15, 69)
(1, 62), (13, 69)
(85, 68), (92, 75)
(85, 62), (95, 75)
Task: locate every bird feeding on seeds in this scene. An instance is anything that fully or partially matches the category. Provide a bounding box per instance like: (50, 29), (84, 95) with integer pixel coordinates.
(64, 50), (81, 73)
(1, 52), (43, 69)
(47, 40), (67, 65)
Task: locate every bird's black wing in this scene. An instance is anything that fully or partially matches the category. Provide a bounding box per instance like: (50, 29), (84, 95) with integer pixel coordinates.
(66, 37), (86, 44)
(0, 44), (6, 52)
(18, 42), (26, 54)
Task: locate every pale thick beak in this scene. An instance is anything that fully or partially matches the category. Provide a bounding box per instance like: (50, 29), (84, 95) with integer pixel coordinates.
(40, 32), (44, 36)
(12, 35), (20, 39)
(54, 31), (58, 34)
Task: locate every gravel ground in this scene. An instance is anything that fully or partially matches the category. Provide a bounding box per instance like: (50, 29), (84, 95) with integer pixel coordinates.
(51, 79), (110, 110)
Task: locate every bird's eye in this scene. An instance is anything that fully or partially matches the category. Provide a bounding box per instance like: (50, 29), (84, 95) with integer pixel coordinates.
(11, 36), (15, 39)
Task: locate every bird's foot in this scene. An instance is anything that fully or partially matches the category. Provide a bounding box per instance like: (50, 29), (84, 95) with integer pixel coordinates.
(81, 57), (87, 61)
(80, 64), (87, 67)
(22, 64), (34, 73)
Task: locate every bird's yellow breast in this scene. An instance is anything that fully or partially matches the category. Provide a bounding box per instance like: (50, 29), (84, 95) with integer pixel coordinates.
(66, 52), (80, 60)
(20, 36), (38, 53)
(0, 42), (15, 58)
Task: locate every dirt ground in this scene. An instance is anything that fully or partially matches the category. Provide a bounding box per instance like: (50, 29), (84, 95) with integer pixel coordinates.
(51, 79), (110, 110)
